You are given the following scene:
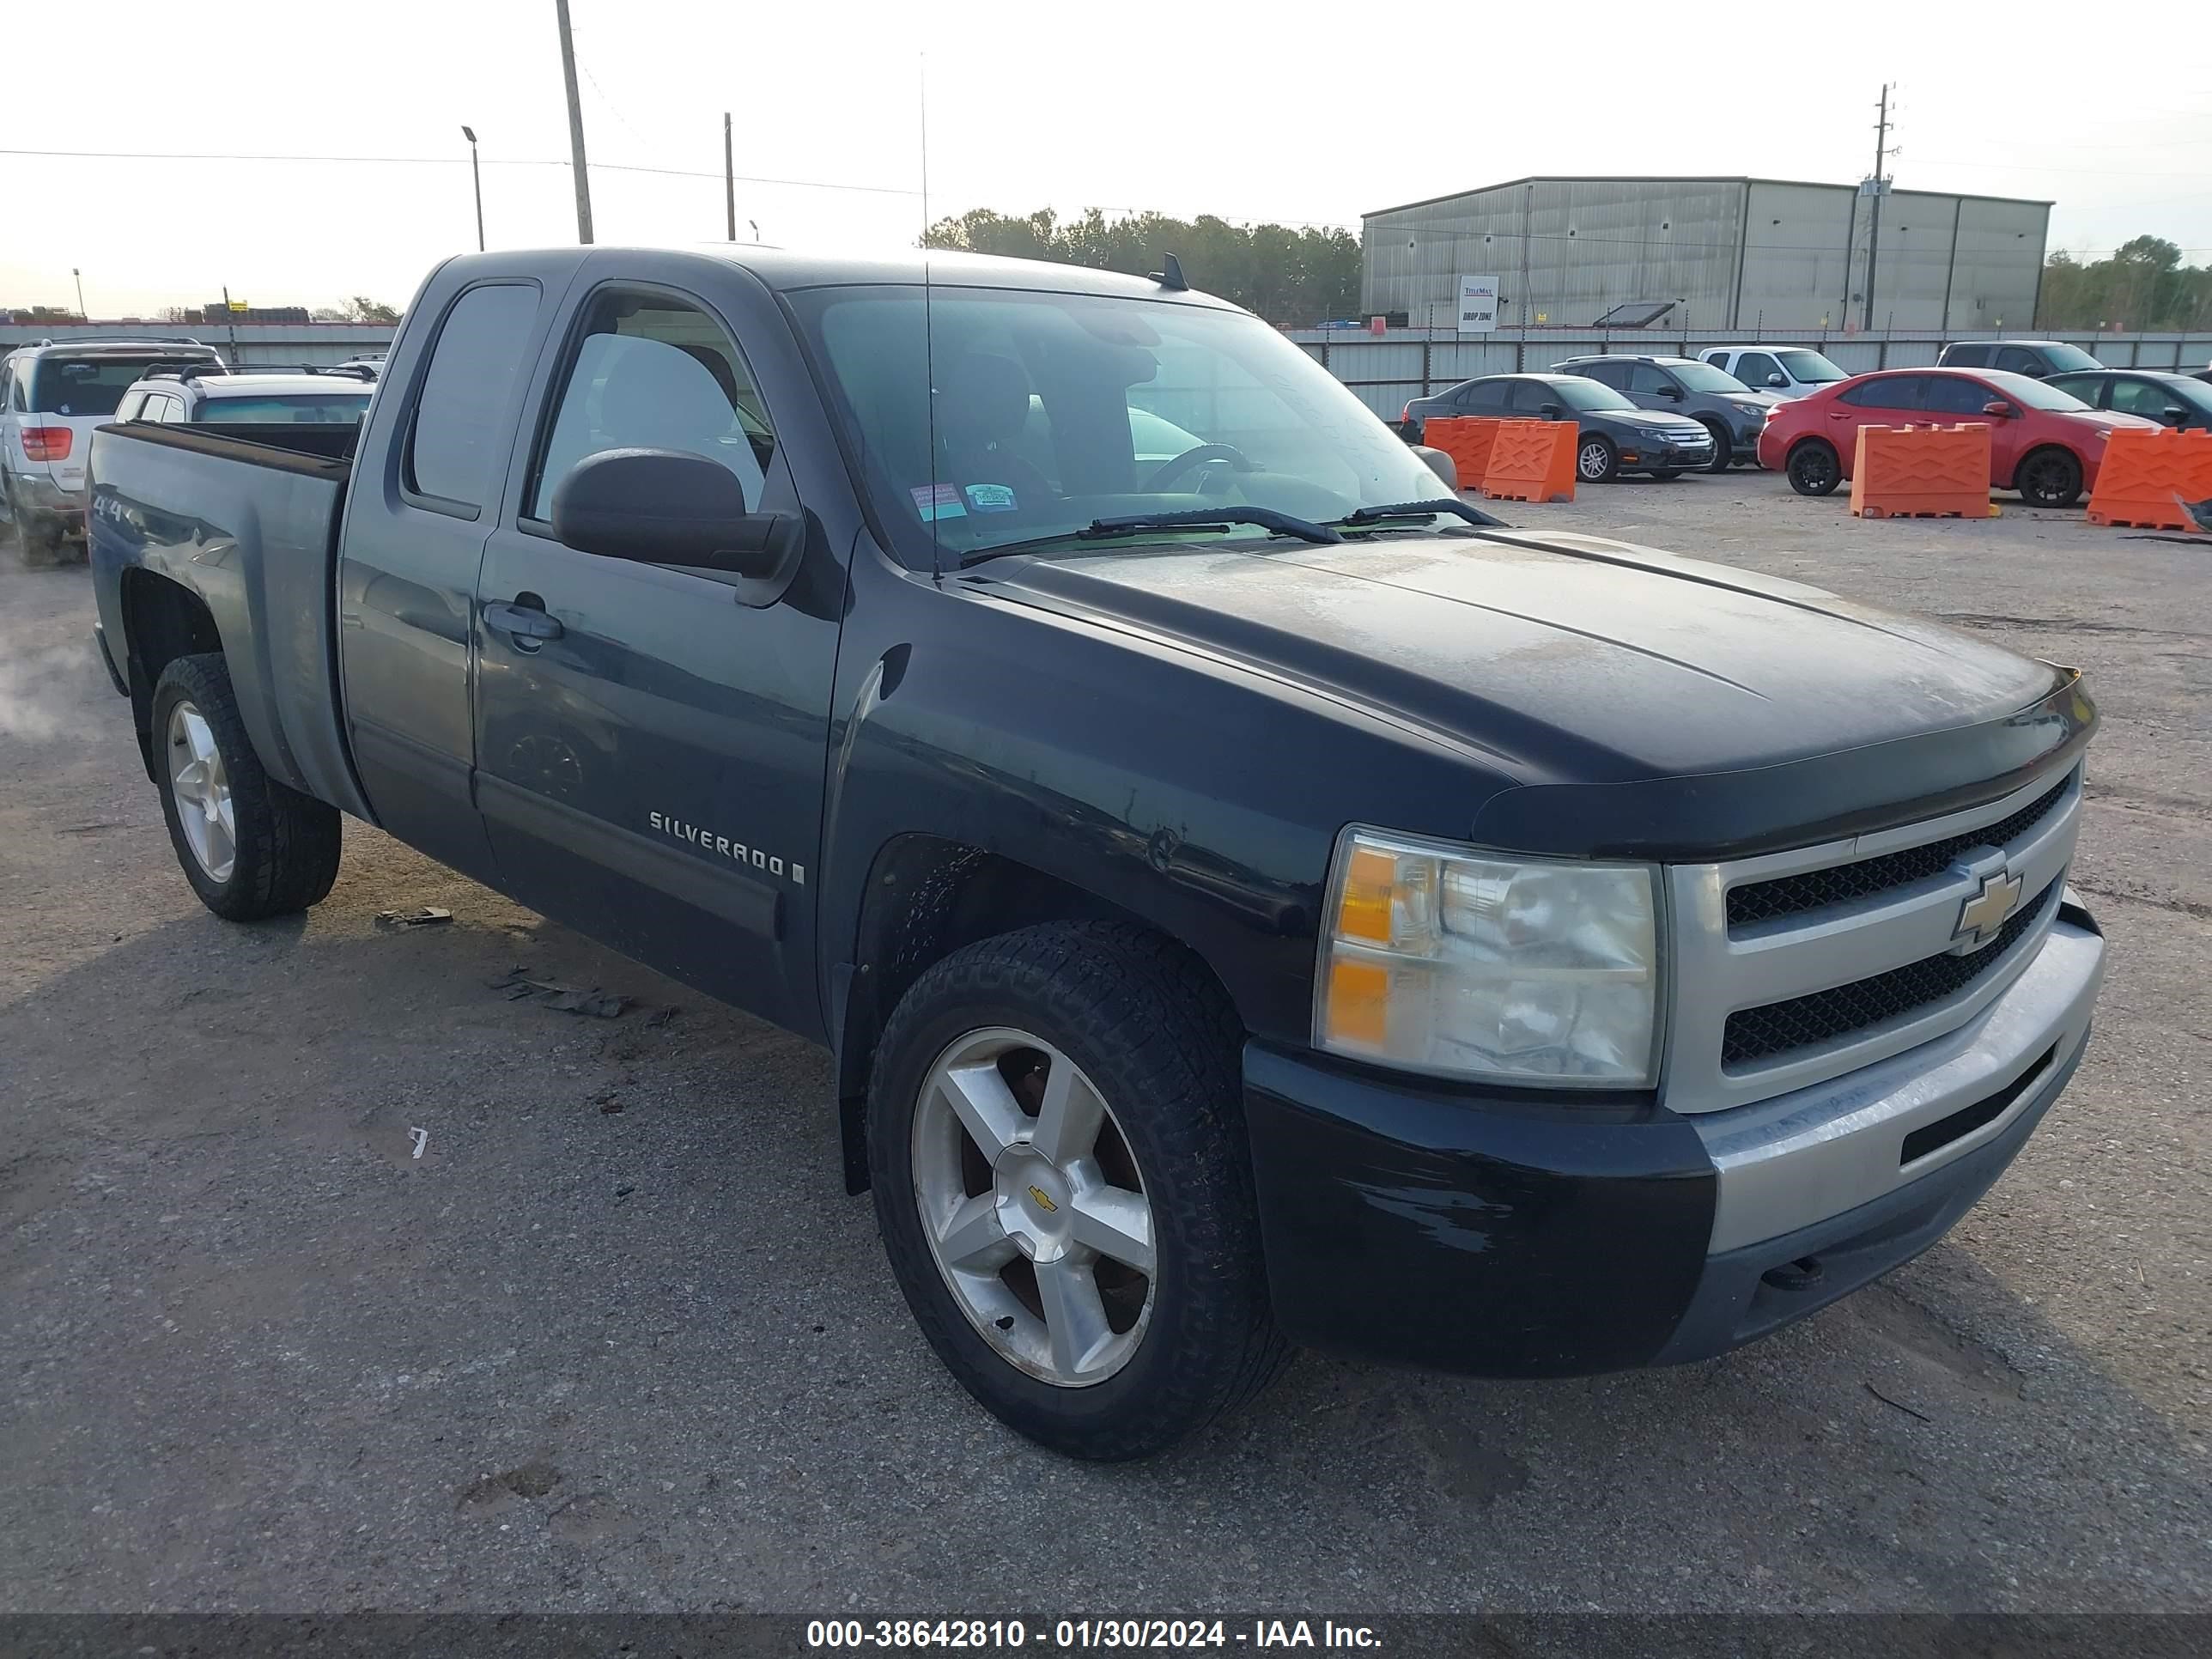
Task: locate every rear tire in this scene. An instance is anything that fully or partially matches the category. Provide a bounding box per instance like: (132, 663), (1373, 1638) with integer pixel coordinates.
(2015, 446), (2083, 509)
(868, 921), (1290, 1460)
(1787, 439), (1842, 496)
(151, 653), (342, 921)
(1576, 434), (1620, 483)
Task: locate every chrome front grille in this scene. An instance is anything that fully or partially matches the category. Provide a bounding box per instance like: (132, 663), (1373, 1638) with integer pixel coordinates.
(1661, 766), (2082, 1115)
(1722, 877), (2058, 1066)
(1727, 778), (2069, 929)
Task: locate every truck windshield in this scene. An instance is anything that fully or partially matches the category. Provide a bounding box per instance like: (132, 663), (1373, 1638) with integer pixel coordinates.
(790, 284), (1444, 567)
(1776, 349), (1846, 384)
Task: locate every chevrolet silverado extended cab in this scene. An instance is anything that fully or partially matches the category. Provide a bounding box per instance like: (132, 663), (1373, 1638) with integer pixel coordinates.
(87, 246), (2106, 1461)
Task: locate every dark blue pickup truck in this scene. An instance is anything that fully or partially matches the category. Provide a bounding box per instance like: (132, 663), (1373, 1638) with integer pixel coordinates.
(87, 246), (2106, 1459)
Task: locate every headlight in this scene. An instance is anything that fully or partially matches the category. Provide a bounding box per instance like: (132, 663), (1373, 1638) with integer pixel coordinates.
(1315, 829), (1662, 1086)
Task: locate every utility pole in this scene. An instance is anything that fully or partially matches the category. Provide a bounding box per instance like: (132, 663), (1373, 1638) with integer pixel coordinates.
(72, 268), (86, 320)
(1863, 82), (1892, 332)
(462, 126), (484, 252)
(553, 0), (594, 244)
(723, 112), (737, 240)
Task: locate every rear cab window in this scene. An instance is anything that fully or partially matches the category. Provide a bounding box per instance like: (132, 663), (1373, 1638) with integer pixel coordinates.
(404, 283), (544, 516)
(1946, 344), (1990, 367)
(201, 393), (373, 424)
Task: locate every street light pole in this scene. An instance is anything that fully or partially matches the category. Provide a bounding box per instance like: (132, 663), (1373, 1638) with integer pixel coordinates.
(73, 267), (86, 319)
(724, 112), (736, 240)
(553, 0), (594, 244)
(461, 126), (484, 252)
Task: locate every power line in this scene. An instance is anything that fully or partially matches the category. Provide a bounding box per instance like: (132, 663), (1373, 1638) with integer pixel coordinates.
(0, 145), (923, 198)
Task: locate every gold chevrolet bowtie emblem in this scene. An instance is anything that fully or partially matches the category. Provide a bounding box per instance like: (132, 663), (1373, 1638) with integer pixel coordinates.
(1027, 1185), (1059, 1213)
(1955, 870), (2024, 947)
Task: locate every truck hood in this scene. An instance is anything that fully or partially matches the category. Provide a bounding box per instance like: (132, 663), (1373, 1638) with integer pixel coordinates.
(973, 528), (2067, 787)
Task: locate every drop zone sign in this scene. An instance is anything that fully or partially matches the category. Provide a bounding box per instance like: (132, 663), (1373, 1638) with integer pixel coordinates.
(1455, 274), (1500, 332)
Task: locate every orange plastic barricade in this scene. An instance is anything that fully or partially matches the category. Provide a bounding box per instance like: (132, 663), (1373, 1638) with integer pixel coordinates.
(1481, 420), (1577, 504)
(1849, 423), (1999, 520)
(1420, 416), (1503, 490)
(2085, 426), (2212, 532)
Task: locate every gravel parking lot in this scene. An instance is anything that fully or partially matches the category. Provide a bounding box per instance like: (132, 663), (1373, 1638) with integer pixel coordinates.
(2, 474), (2207, 1617)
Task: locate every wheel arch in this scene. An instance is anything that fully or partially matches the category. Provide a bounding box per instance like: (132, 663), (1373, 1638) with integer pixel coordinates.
(2008, 440), (2085, 495)
(830, 833), (1243, 1194)
(118, 569), (224, 781)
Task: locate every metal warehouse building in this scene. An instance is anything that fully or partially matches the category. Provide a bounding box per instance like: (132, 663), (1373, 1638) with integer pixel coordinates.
(1361, 176), (2051, 333)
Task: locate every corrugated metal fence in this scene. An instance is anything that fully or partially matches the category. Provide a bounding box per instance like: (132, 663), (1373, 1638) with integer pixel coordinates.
(1294, 327), (2212, 419)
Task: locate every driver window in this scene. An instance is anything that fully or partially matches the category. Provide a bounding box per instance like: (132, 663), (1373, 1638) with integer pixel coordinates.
(528, 288), (773, 520)
(1626, 364), (1672, 394)
(1737, 352), (1782, 386)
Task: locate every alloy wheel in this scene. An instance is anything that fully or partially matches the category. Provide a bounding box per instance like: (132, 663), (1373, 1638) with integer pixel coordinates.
(167, 700), (236, 882)
(911, 1027), (1155, 1387)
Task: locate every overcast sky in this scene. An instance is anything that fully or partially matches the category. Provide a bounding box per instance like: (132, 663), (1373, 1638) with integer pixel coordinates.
(8, 1), (2212, 318)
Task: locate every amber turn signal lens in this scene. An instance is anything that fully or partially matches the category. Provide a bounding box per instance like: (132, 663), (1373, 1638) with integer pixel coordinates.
(1336, 845), (1399, 944)
(1323, 957), (1390, 1048)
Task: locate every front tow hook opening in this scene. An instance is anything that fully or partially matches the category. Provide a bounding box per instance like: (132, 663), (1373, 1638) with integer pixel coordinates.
(1762, 1255), (1825, 1293)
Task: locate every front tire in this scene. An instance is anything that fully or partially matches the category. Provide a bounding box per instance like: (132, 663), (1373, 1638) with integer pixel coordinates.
(1576, 434), (1620, 483)
(1787, 439), (1842, 495)
(2015, 446), (2083, 508)
(868, 921), (1289, 1460)
(152, 653), (342, 921)
(1698, 420), (1733, 472)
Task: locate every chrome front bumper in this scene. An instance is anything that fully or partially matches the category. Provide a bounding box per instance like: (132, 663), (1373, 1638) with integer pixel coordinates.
(1693, 893), (2104, 1255)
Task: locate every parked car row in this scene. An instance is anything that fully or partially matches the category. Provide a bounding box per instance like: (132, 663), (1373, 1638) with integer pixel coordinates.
(1398, 338), (2203, 507)
(2, 338), (375, 562)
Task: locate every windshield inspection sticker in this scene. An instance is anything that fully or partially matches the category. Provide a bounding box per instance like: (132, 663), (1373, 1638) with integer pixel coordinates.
(910, 483), (966, 522)
(963, 483), (1018, 513)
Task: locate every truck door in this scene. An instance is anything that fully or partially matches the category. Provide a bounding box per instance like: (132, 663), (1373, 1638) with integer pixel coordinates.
(471, 276), (841, 1037)
(337, 270), (575, 882)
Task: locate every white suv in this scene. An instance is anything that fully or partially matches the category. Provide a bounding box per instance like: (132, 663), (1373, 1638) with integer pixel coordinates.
(1698, 345), (1850, 401)
(2, 337), (221, 559)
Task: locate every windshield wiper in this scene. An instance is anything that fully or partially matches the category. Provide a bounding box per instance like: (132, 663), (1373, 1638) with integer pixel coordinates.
(957, 506), (1341, 568)
(1080, 507), (1344, 545)
(1334, 498), (1507, 530)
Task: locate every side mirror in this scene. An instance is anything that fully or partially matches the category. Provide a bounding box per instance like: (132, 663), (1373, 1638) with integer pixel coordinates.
(1411, 445), (1458, 491)
(2163, 406), (2190, 426)
(1538, 403), (1564, 420)
(1767, 373), (1787, 387)
(1981, 400), (2016, 419)
(551, 447), (799, 577)
(1656, 384), (1683, 399)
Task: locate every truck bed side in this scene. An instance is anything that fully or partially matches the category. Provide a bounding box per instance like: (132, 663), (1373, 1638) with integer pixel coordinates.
(87, 422), (372, 820)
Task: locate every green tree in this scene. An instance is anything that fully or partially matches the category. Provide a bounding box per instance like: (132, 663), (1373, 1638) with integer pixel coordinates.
(345, 296), (401, 325)
(921, 208), (1360, 326)
(2036, 235), (2212, 331)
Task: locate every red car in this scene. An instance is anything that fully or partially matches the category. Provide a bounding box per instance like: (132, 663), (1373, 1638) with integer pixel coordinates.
(1757, 366), (2160, 508)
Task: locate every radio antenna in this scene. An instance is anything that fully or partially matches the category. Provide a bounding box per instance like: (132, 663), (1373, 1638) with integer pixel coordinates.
(921, 51), (941, 584)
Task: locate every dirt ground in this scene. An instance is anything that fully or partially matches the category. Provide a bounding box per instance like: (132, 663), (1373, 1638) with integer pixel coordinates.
(1, 476), (2207, 1615)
